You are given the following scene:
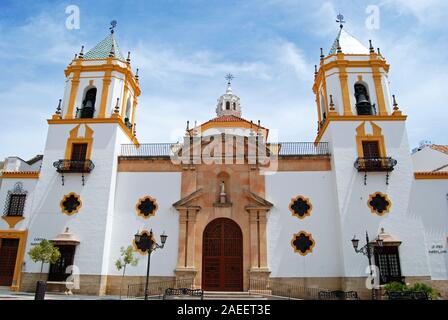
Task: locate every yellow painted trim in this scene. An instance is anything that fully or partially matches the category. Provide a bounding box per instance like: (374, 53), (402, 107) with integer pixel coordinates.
(320, 58), (390, 74)
(131, 98), (137, 131)
(1, 216), (25, 229)
(372, 70), (387, 115)
(291, 231), (315, 256)
(0, 229), (28, 291)
(367, 192), (392, 216)
(314, 114), (407, 144)
(60, 192), (83, 216)
(355, 122), (387, 158)
(289, 195), (313, 220)
(1, 172), (39, 179)
(64, 63), (141, 97)
(135, 196), (159, 219)
(99, 67), (113, 118)
(414, 172), (448, 180)
(64, 124), (94, 160)
(47, 118), (140, 147)
(65, 72), (81, 119)
(132, 230), (156, 255)
(336, 55), (352, 115)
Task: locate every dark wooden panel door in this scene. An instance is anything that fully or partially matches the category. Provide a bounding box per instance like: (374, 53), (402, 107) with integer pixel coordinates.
(0, 239), (19, 286)
(202, 218), (243, 291)
(48, 245), (76, 281)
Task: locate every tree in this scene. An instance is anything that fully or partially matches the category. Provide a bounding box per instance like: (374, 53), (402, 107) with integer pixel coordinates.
(28, 239), (61, 281)
(115, 246), (139, 299)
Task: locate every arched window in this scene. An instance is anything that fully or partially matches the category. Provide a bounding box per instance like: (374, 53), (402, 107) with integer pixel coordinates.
(124, 98), (132, 129)
(226, 101), (230, 110)
(233, 102), (236, 110)
(320, 93), (326, 120)
(79, 87), (97, 118)
(354, 83), (373, 115)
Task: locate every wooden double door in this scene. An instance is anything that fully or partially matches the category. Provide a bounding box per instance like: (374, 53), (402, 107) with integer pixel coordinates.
(0, 238), (19, 286)
(202, 218), (243, 291)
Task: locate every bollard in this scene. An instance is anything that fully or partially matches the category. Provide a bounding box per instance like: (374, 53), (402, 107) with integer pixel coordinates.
(34, 281), (47, 300)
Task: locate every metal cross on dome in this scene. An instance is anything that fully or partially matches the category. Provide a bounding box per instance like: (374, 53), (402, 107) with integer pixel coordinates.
(110, 20), (117, 34)
(336, 13), (345, 29)
(225, 73), (234, 85)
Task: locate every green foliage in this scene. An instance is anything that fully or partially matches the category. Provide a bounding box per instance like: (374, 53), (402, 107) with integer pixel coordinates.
(28, 239), (61, 265)
(383, 281), (407, 293)
(384, 281), (438, 299)
(115, 246), (139, 271)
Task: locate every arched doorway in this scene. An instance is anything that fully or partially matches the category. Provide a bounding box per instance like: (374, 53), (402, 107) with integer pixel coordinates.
(202, 218), (243, 291)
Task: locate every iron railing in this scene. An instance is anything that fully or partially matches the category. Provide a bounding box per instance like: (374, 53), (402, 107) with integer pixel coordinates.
(53, 160), (95, 173)
(249, 278), (329, 300)
(127, 278), (195, 300)
(120, 142), (330, 158)
(354, 157), (397, 172)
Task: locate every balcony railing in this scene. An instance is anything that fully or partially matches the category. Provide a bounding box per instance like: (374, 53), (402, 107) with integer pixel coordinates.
(354, 157), (397, 172)
(53, 160), (95, 173)
(53, 160), (95, 186)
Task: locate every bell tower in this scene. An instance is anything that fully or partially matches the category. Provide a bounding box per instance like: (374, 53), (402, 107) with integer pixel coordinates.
(310, 16), (426, 292)
(215, 74), (242, 118)
(24, 22), (142, 295)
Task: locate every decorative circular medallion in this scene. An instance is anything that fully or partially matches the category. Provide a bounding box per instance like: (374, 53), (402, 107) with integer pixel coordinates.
(60, 192), (82, 216)
(367, 192), (391, 216)
(291, 231), (315, 256)
(132, 230), (156, 255)
(289, 195), (312, 219)
(135, 196), (158, 219)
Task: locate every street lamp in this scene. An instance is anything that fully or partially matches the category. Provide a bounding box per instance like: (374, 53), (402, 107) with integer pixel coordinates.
(134, 229), (168, 300)
(351, 231), (383, 299)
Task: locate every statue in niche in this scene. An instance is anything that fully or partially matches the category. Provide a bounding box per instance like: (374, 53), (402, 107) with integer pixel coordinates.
(220, 181), (227, 204)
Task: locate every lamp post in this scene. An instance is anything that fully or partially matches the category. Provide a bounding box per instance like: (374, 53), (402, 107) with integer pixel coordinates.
(351, 231), (383, 300)
(134, 229), (168, 300)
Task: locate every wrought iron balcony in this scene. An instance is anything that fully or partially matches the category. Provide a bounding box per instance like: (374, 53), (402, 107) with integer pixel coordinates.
(53, 160), (95, 173)
(354, 157), (397, 172)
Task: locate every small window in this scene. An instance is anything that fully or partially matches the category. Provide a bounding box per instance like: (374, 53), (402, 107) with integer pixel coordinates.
(374, 246), (402, 284)
(226, 101), (230, 110)
(71, 143), (88, 161)
(362, 141), (380, 158)
(7, 194), (26, 216)
(233, 102), (236, 110)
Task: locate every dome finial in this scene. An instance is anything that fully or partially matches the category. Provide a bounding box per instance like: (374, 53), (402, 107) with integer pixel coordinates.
(336, 13), (345, 29)
(225, 73), (234, 94)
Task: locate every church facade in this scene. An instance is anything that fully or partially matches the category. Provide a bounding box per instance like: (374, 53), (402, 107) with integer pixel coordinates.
(0, 25), (447, 298)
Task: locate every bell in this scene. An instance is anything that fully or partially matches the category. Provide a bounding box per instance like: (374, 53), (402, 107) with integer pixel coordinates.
(356, 93), (369, 105)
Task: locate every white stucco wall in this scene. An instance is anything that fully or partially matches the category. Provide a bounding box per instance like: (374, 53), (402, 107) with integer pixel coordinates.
(266, 171), (344, 277)
(108, 172), (181, 277)
(412, 147), (448, 172)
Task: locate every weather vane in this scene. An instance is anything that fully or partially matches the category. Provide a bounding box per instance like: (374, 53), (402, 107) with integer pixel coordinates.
(225, 73), (234, 85)
(336, 13), (345, 29)
(110, 20), (117, 34)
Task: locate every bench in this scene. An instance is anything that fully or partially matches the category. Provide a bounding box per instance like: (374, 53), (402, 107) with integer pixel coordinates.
(163, 288), (204, 300)
(318, 290), (360, 300)
(386, 291), (429, 300)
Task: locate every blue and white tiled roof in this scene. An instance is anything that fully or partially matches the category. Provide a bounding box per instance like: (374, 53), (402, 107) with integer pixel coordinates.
(84, 34), (126, 61)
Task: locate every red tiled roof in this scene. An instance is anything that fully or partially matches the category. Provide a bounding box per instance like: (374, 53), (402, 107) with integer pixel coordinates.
(200, 114), (267, 129)
(430, 145), (448, 155)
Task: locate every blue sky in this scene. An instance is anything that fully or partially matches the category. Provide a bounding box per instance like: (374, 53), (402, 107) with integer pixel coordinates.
(0, 0), (447, 160)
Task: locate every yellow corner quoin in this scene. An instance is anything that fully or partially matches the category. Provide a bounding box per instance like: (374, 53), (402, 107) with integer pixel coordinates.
(0, 230), (28, 291)
(132, 230), (156, 255)
(48, 118), (140, 147)
(135, 196), (159, 219)
(60, 192), (83, 216)
(367, 191), (392, 216)
(414, 172), (448, 180)
(291, 231), (315, 256)
(1, 216), (25, 229)
(1, 171), (40, 179)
